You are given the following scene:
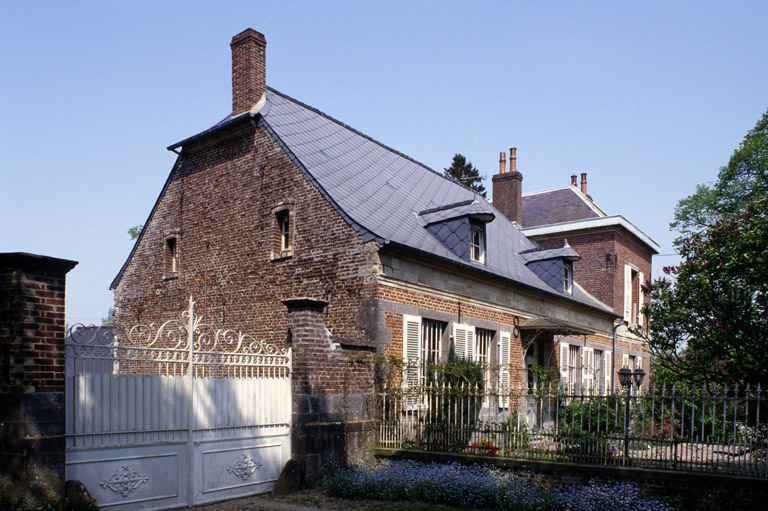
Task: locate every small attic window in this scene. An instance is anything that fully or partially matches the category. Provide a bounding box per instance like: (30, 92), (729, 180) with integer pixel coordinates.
(470, 225), (485, 263)
(563, 262), (573, 294)
(271, 205), (294, 260)
(164, 236), (179, 278)
(277, 211), (291, 251)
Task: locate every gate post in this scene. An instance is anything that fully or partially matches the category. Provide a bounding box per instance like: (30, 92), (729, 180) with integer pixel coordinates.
(0, 253), (77, 504)
(283, 297), (376, 484)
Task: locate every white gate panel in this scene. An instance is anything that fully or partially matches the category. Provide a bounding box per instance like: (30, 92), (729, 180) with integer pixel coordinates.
(193, 431), (290, 504)
(65, 298), (291, 511)
(66, 444), (189, 511)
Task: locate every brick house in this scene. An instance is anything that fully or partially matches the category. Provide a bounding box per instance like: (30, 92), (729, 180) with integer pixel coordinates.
(493, 150), (658, 392)
(111, 28), (628, 469)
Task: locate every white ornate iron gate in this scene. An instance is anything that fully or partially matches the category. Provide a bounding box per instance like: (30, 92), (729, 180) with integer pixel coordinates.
(65, 298), (291, 510)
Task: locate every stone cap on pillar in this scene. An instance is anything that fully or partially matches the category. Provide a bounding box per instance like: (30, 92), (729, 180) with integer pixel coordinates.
(282, 297), (328, 312)
(0, 252), (78, 274)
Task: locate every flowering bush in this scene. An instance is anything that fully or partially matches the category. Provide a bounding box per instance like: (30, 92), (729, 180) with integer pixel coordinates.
(317, 460), (678, 510)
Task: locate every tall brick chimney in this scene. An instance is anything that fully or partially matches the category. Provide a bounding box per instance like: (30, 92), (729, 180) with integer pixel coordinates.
(580, 172), (587, 195)
(492, 147), (523, 224)
(231, 28), (267, 116)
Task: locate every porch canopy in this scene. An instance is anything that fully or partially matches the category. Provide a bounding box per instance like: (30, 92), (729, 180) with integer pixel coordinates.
(519, 317), (595, 337)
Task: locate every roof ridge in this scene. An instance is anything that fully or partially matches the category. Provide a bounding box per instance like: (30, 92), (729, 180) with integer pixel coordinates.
(266, 87), (480, 196)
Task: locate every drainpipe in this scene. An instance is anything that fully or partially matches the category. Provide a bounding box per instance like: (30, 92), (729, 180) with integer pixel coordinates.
(611, 319), (626, 393)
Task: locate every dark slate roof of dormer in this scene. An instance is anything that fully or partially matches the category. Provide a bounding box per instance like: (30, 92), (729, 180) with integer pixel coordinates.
(114, 87), (615, 317)
(418, 199), (495, 226)
(521, 187), (604, 228)
(519, 244), (581, 264)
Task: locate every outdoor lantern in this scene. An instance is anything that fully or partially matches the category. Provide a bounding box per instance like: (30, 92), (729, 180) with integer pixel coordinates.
(618, 367), (633, 389)
(633, 367), (645, 388)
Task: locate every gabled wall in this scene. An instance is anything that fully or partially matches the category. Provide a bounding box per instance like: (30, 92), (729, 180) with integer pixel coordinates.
(114, 122), (381, 356)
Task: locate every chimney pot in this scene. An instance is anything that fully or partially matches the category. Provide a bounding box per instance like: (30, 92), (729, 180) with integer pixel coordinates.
(499, 151), (506, 174)
(580, 172), (587, 195)
(231, 28), (267, 116)
(492, 146), (523, 224)
(571, 174), (578, 187)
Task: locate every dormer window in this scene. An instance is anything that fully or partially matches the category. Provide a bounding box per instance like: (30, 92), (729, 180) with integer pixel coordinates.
(563, 262), (573, 293)
(470, 225), (485, 263)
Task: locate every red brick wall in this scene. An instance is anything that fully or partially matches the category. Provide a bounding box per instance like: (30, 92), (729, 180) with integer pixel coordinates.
(0, 255), (75, 393)
(534, 227), (653, 324)
(114, 123), (379, 396)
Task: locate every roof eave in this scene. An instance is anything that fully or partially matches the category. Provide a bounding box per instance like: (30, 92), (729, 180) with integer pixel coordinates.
(382, 240), (619, 320)
(521, 215), (661, 254)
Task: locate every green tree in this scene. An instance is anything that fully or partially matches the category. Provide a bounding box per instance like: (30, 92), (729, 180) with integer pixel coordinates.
(444, 154), (487, 198)
(128, 224), (144, 240)
(671, 109), (768, 248)
(641, 199), (768, 388)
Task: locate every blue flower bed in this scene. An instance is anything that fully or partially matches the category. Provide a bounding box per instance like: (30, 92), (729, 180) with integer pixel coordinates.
(317, 460), (678, 511)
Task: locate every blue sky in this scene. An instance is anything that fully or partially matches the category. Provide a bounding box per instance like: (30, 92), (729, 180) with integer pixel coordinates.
(1, 1), (766, 325)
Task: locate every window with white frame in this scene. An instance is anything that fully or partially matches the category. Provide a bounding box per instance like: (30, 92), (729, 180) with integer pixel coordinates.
(470, 224), (485, 263)
(563, 262), (573, 294)
(560, 343), (581, 392)
(476, 328), (494, 404)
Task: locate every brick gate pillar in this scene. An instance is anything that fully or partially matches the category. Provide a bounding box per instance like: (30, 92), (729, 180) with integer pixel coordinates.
(0, 253), (78, 503)
(282, 297), (375, 484)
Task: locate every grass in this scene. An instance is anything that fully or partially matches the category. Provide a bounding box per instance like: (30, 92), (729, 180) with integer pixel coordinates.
(317, 460), (682, 511)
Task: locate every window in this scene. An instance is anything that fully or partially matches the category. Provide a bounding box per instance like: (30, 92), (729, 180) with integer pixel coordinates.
(560, 343), (581, 393)
(276, 210), (291, 252)
(476, 328), (494, 405)
(421, 319), (444, 367)
(563, 262), (573, 294)
(164, 236), (178, 278)
(271, 206), (294, 260)
(593, 349), (603, 393)
(470, 225), (484, 263)
(403, 315), (447, 391)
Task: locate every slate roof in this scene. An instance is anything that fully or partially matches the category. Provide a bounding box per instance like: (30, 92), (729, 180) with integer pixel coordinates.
(114, 87), (614, 316)
(258, 88), (612, 314)
(521, 187), (603, 228)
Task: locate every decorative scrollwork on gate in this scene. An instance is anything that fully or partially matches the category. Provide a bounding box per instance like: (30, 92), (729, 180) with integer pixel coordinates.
(227, 454), (262, 480)
(65, 296), (290, 376)
(100, 466), (150, 497)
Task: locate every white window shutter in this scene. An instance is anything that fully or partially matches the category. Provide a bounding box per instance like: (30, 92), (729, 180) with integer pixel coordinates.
(560, 343), (569, 387)
(624, 265), (633, 322)
(498, 331), (511, 408)
(604, 350), (612, 394)
(638, 272), (645, 328)
(453, 323), (474, 361)
(403, 315), (421, 390)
